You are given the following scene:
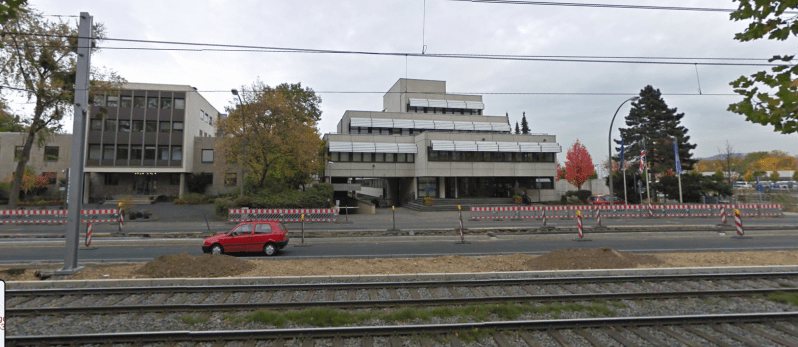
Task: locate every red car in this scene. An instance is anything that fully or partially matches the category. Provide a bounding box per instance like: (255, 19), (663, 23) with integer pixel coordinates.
(202, 221), (289, 256)
(586, 195), (627, 205)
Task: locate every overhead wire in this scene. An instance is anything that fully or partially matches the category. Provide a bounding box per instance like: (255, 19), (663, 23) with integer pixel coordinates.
(449, 0), (798, 14)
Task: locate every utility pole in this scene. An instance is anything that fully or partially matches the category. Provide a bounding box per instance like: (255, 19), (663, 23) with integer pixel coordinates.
(59, 12), (92, 274)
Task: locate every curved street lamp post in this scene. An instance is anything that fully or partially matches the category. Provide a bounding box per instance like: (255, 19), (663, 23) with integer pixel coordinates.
(231, 89), (245, 198)
(608, 96), (639, 205)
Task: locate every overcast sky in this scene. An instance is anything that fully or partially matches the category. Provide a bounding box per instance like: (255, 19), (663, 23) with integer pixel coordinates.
(18, 0), (798, 161)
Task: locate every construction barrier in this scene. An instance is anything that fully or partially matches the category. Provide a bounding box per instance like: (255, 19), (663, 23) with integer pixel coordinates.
(228, 208), (338, 222)
(469, 204), (782, 221)
(735, 209), (744, 236)
(85, 223), (93, 246)
(576, 210), (583, 238)
(0, 209), (121, 224)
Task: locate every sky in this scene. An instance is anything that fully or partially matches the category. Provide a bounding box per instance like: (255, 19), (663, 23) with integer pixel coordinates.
(12, 0), (798, 161)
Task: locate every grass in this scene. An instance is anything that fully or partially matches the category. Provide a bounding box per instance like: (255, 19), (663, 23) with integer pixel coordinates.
(239, 302), (614, 328)
(181, 314), (208, 325)
(767, 292), (798, 306)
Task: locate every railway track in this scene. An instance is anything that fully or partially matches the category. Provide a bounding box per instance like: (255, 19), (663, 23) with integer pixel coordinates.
(6, 271), (798, 346)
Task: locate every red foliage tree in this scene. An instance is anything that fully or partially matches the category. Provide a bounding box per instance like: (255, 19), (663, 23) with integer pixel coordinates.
(564, 140), (595, 190)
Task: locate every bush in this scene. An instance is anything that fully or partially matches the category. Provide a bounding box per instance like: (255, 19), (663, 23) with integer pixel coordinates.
(214, 183), (334, 218)
(175, 193), (214, 205)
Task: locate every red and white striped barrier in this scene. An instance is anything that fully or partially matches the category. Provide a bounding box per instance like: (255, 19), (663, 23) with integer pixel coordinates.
(734, 209), (744, 236)
(542, 209), (547, 226)
(595, 207), (601, 226)
(85, 223), (93, 246)
(576, 210), (583, 239)
(228, 208), (338, 222)
(118, 209), (125, 231)
(0, 209), (121, 224)
(647, 203), (653, 217)
(720, 206), (727, 224)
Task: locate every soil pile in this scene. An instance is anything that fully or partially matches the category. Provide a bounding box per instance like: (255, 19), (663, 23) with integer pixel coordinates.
(134, 253), (255, 278)
(524, 247), (661, 270)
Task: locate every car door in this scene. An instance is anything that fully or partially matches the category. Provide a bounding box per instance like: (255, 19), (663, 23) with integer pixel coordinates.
(225, 223), (253, 252)
(253, 223), (274, 247)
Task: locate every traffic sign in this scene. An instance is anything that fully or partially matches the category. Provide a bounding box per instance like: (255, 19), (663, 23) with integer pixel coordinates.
(756, 184), (764, 192)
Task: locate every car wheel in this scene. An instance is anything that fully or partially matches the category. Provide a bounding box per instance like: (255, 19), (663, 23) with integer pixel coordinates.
(264, 243), (277, 256)
(211, 244), (224, 255)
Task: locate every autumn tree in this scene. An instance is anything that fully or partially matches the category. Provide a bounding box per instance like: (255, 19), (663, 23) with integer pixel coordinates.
(770, 170), (780, 183)
(743, 171), (755, 182)
(217, 81), (324, 192)
(1, 5), (122, 207)
(728, 0), (798, 134)
(564, 140), (594, 190)
(718, 141), (742, 186)
(520, 112), (530, 134)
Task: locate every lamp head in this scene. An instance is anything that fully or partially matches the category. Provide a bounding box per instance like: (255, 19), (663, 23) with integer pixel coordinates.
(231, 89), (239, 96)
(629, 96), (640, 101)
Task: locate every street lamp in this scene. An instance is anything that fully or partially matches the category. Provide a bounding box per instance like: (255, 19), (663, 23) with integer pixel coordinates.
(608, 96), (639, 205)
(328, 161), (333, 184)
(231, 89), (245, 198)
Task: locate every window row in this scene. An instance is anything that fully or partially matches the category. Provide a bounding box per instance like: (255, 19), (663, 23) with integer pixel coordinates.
(349, 126), (509, 135)
(428, 150), (556, 163)
(88, 144), (182, 161)
(12, 146), (59, 161)
(329, 152), (416, 163)
(94, 95), (185, 110)
(90, 119), (184, 134)
(407, 106), (482, 115)
(103, 173), (182, 186)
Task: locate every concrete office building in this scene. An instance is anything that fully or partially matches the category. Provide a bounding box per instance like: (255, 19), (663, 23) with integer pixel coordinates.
(324, 79), (562, 206)
(0, 133), (73, 195)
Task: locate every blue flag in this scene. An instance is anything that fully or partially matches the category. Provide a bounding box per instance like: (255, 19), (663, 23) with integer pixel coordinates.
(674, 142), (682, 175)
(619, 138), (625, 170)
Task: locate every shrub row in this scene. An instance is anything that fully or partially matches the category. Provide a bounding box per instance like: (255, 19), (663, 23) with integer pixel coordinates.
(215, 184), (333, 218)
(174, 193), (215, 205)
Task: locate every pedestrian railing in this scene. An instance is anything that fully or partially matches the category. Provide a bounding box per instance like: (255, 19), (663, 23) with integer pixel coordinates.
(0, 209), (121, 224)
(228, 208), (338, 222)
(469, 204), (782, 220)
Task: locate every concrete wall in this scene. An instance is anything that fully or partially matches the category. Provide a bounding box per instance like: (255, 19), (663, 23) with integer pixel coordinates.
(555, 178), (610, 197)
(191, 136), (237, 196)
(0, 132), (72, 188)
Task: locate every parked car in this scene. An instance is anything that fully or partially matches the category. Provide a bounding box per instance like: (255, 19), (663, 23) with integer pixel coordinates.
(586, 195), (626, 205)
(202, 221), (289, 256)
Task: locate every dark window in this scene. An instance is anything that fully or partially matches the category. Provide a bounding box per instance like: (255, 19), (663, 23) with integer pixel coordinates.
(103, 145), (115, 160)
(171, 146), (182, 161)
(397, 153), (408, 162)
(352, 152), (362, 162)
(132, 120), (143, 132)
(145, 120), (157, 132)
(225, 172), (237, 186)
(503, 152), (513, 162)
(106, 95), (119, 107)
(174, 98), (185, 110)
(407, 153), (415, 162)
(118, 120), (130, 132)
(159, 121), (170, 133)
(385, 153), (394, 162)
(130, 146), (143, 160)
(483, 152), (492, 162)
(542, 153), (555, 162)
(147, 97), (159, 109)
(375, 153), (385, 162)
(492, 152), (503, 162)
(439, 151), (449, 161)
(44, 146), (59, 161)
(201, 149), (214, 163)
(120, 96), (132, 108)
(105, 119), (117, 132)
(255, 223), (273, 234)
(340, 152), (350, 162)
(117, 145), (129, 160)
(170, 173), (181, 185)
(428, 150), (439, 161)
(144, 146), (156, 160)
(90, 119), (103, 131)
(362, 153), (373, 162)
(160, 98), (172, 109)
(104, 173), (120, 185)
(88, 145), (101, 160)
(13, 146), (23, 160)
(133, 96), (145, 108)
(172, 122), (183, 133)
(452, 152), (464, 161)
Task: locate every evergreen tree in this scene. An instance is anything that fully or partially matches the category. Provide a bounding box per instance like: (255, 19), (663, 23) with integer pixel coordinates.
(514, 122), (520, 134)
(520, 112), (530, 134)
(616, 85), (697, 176)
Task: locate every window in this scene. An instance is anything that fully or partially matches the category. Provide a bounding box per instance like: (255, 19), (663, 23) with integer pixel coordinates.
(88, 145), (101, 160)
(133, 96), (145, 108)
(103, 145), (115, 160)
(132, 120), (143, 132)
(14, 146), (24, 160)
(385, 153), (394, 162)
(145, 120), (157, 132)
(340, 152), (350, 162)
(171, 146), (182, 161)
(362, 153), (373, 162)
(160, 98), (172, 109)
(159, 121), (170, 133)
(130, 146), (142, 160)
(147, 97), (159, 108)
(225, 172), (237, 186)
(255, 223), (272, 234)
(170, 173), (181, 185)
(106, 95), (119, 107)
(116, 145), (128, 160)
(407, 153), (415, 162)
(503, 152), (513, 162)
(172, 122), (183, 133)
(93, 95), (105, 106)
(118, 120), (130, 132)
(144, 146), (156, 160)
(105, 119), (117, 132)
(42, 172), (57, 185)
(201, 149), (214, 163)
(329, 152), (339, 162)
(159, 146), (169, 160)
(174, 98), (185, 109)
(44, 146), (59, 161)
(90, 119), (103, 131)
(397, 153), (408, 162)
(428, 150), (439, 161)
(120, 96), (132, 108)
(352, 152), (362, 162)
(104, 173), (120, 185)
(375, 153), (384, 162)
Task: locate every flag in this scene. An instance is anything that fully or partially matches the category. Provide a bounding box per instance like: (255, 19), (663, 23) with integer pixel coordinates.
(640, 150), (646, 173)
(674, 142), (682, 175)
(619, 138), (625, 170)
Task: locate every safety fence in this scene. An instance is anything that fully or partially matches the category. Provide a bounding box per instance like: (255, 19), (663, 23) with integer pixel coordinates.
(228, 208), (338, 222)
(0, 209), (121, 224)
(469, 204), (782, 220)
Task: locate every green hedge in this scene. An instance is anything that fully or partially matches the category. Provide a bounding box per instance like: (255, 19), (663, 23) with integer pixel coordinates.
(215, 183), (333, 218)
(175, 193), (215, 205)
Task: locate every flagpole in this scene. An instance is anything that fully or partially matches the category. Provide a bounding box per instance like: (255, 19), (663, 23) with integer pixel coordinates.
(678, 172), (683, 203)
(623, 168), (628, 203)
(673, 139), (683, 203)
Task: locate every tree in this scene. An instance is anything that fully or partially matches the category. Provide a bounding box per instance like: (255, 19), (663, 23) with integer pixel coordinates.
(0, 0), (26, 31)
(728, 1), (798, 134)
(718, 141), (741, 185)
(564, 140), (594, 190)
(655, 172), (731, 203)
(616, 86), (698, 175)
(743, 171), (755, 182)
(793, 170), (798, 181)
(520, 112), (530, 134)
(514, 121), (520, 134)
(0, 98), (24, 132)
(770, 170), (780, 183)
(217, 80), (324, 191)
(1, 5), (122, 207)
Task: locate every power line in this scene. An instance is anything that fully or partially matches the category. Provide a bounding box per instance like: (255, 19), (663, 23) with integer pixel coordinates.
(450, 0), (798, 14)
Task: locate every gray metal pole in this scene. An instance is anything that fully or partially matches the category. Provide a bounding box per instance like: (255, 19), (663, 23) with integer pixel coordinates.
(60, 12), (92, 274)
(607, 97), (638, 206)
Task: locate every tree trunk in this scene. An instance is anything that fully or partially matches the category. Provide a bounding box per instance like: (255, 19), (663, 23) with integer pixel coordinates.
(8, 130), (36, 208)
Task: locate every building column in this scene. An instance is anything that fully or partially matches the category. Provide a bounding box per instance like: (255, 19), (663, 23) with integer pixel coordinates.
(412, 177), (418, 200)
(454, 177), (459, 198)
(439, 177), (446, 198)
(178, 173), (186, 198)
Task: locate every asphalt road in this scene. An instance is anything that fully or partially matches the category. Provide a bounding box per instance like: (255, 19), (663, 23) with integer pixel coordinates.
(2, 230), (797, 264)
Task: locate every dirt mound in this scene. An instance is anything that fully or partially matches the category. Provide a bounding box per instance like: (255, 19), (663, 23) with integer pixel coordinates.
(134, 253), (255, 278)
(524, 247), (661, 271)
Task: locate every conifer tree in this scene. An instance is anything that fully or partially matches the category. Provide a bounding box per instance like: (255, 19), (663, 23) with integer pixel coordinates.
(520, 112), (530, 134)
(515, 122), (520, 134)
